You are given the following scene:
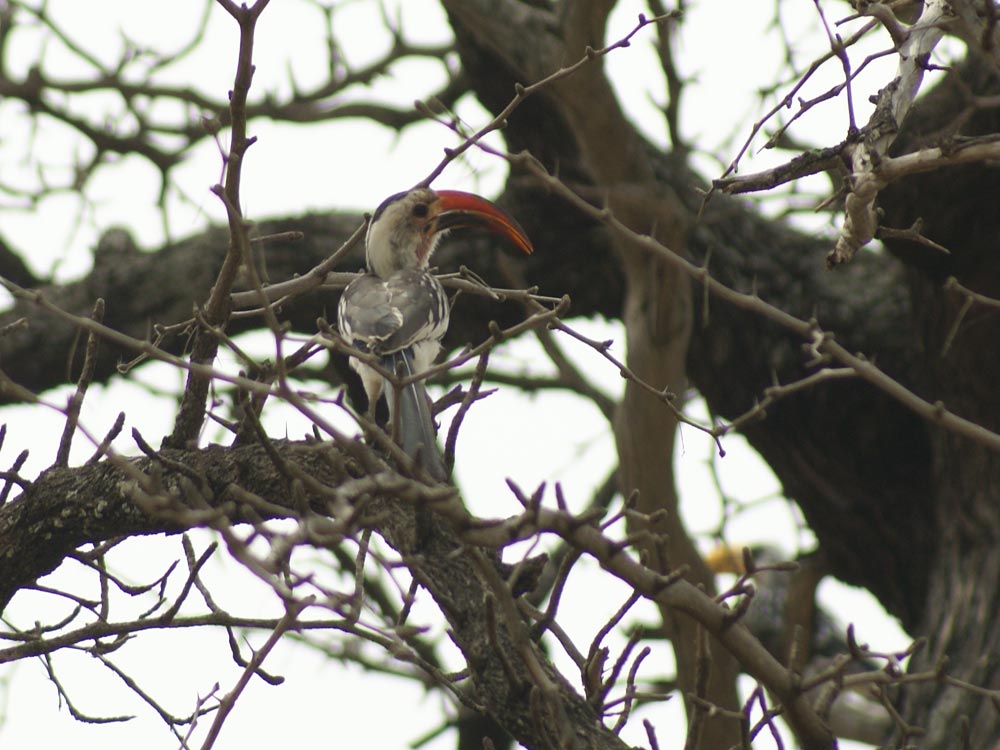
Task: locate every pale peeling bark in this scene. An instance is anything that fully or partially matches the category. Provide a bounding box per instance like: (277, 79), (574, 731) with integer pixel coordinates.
(831, 0), (950, 266)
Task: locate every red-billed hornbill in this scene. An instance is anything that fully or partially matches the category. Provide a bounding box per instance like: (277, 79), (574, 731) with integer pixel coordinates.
(337, 188), (533, 481)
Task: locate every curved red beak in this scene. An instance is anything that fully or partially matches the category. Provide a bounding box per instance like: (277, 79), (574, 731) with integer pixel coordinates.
(433, 190), (534, 255)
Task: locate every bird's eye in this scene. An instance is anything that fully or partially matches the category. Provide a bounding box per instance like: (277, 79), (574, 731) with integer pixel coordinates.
(412, 203), (429, 218)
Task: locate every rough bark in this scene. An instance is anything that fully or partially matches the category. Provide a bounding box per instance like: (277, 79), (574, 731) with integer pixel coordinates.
(0, 440), (625, 750)
(873, 54), (1000, 747)
(0, 442), (331, 610)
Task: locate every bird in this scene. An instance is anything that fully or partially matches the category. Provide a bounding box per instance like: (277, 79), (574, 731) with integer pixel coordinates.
(706, 543), (892, 744)
(337, 188), (533, 482)
(706, 544), (844, 665)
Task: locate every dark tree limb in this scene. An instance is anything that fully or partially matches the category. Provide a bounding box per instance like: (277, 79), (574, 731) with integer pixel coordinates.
(0, 437), (839, 749)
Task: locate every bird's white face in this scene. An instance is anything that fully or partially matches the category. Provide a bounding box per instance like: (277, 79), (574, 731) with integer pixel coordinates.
(364, 188), (441, 279)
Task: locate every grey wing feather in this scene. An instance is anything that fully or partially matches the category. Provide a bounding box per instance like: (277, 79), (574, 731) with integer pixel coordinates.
(338, 275), (404, 345)
(338, 269), (449, 355)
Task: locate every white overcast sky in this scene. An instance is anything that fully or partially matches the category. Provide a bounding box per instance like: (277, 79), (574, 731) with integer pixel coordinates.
(0, 2), (919, 748)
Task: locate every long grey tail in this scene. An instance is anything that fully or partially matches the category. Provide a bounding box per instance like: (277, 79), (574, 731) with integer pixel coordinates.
(384, 350), (448, 482)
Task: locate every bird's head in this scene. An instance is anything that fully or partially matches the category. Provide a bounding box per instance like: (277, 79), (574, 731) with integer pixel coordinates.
(705, 543), (789, 576)
(705, 543), (749, 576)
(364, 187), (533, 278)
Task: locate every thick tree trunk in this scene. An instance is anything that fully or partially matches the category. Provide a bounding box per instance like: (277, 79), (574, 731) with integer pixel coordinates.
(450, 7), (1000, 742)
(871, 55), (1000, 745)
(900, 438), (1000, 748)
(444, 3), (743, 744)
